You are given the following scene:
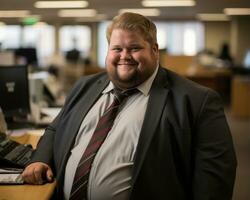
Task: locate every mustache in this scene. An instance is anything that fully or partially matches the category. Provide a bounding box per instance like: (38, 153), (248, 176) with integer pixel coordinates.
(117, 59), (138, 65)
(117, 62), (138, 65)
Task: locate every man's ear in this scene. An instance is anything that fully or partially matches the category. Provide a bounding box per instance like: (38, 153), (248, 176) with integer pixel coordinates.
(152, 43), (159, 56)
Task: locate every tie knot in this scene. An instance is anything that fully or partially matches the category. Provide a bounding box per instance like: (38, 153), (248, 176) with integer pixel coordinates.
(113, 88), (138, 103)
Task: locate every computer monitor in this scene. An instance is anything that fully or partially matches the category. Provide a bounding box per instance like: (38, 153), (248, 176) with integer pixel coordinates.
(243, 49), (250, 69)
(15, 47), (38, 66)
(230, 49), (250, 75)
(0, 65), (30, 121)
(29, 71), (48, 104)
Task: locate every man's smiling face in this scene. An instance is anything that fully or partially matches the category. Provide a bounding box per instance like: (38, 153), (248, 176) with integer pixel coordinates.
(105, 28), (159, 90)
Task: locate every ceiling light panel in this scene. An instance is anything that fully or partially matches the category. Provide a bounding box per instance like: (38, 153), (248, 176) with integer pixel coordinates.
(58, 9), (97, 17)
(197, 13), (230, 21)
(35, 1), (88, 8)
(142, 0), (195, 7)
(119, 8), (161, 16)
(224, 8), (250, 15)
(0, 10), (30, 18)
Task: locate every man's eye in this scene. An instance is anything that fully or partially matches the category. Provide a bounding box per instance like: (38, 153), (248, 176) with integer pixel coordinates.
(131, 47), (141, 52)
(112, 48), (122, 52)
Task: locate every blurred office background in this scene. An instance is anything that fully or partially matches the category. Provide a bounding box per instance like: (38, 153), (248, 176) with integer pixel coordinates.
(0, 0), (249, 199)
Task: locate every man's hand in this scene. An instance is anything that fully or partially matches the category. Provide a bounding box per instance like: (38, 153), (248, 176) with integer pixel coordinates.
(22, 162), (54, 184)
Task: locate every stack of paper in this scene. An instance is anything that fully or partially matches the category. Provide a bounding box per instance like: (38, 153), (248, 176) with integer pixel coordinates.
(0, 168), (24, 184)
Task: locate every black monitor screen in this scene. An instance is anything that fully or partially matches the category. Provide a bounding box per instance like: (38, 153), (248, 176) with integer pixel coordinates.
(243, 49), (250, 69)
(0, 65), (30, 118)
(15, 48), (38, 66)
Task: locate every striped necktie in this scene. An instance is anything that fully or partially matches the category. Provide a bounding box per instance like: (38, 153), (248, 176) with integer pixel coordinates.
(69, 88), (138, 200)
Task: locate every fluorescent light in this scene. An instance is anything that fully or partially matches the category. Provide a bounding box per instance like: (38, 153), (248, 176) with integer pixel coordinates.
(224, 8), (250, 15)
(197, 13), (230, 21)
(0, 10), (30, 18)
(35, 1), (88, 8)
(142, 0), (195, 7)
(119, 9), (161, 16)
(58, 9), (97, 17)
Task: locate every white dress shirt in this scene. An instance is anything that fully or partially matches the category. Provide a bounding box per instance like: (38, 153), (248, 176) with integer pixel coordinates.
(64, 66), (158, 200)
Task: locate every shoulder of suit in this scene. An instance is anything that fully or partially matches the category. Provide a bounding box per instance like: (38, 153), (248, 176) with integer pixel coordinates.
(161, 67), (214, 95)
(76, 71), (108, 85)
(64, 71), (108, 105)
(66, 71), (107, 95)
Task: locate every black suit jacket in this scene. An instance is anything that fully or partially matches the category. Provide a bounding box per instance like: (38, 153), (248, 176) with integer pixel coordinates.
(32, 67), (237, 200)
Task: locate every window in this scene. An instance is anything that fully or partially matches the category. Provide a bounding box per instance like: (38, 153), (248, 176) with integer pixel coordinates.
(23, 24), (55, 66)
(0, 24), (55, 67)
(183, 28), (196, 55)
(97, 21), (109, 67)
(0, 25), (21, 49)
(155, 22), (204, 55)
(59, 25), (91, 59)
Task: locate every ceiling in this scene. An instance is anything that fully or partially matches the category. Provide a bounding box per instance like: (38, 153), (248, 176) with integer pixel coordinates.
(1, 0), (250, 24)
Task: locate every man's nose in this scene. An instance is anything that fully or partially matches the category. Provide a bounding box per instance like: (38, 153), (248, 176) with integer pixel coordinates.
(120, 50), (132, 59)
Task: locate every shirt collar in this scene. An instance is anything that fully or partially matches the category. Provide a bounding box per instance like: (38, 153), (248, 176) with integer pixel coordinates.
(103, 65), (159, 96)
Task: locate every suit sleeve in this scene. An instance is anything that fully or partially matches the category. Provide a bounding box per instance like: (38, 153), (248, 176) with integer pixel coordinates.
(192, 90), (237, 200)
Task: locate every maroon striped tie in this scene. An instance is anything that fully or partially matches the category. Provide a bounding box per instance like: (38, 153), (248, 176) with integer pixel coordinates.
(69, 88), (137, 200)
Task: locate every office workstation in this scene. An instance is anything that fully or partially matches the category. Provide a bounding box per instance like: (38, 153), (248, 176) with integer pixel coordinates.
(0, 65), (58, 199)
(0, 1), (250, 200)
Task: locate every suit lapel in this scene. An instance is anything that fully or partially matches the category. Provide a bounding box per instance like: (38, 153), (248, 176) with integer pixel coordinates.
(57, 75), (109, 182)
(69, 76), (110, 140)
(131, 67), (170, 188)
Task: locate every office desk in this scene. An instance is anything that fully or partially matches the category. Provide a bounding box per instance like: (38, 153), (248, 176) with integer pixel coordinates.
(0, 182), (56, 200)
(0, 130), (56, 200)
(185, 65), (232, 92)
(231, 75), (250, 117)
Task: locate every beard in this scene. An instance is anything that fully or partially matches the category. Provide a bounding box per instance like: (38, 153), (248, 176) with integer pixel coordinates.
(108, 67), (140, 89)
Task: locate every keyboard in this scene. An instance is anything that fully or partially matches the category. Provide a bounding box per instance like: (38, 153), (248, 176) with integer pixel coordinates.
(0, 133), (34, 168)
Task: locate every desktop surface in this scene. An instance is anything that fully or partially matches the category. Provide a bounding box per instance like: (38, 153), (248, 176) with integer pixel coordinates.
(0, 130), (56, 200)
